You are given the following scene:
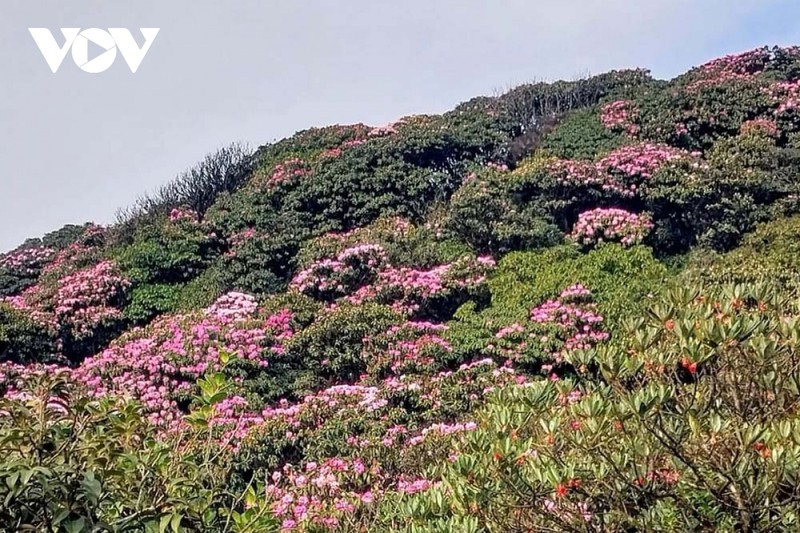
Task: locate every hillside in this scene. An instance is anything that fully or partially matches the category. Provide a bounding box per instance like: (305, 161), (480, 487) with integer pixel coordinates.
(2, 46), (800, 531)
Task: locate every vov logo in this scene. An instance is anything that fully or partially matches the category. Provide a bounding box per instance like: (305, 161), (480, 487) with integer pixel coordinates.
(29, 28), (160, 73)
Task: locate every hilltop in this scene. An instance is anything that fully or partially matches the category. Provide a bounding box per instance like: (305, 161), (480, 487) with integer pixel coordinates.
(2, 46), (800, 531)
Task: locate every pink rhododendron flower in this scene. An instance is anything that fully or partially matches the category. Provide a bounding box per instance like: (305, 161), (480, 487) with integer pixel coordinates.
(569, 208), (653, 248)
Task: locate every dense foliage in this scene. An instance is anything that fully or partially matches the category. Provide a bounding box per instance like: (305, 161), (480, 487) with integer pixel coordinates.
(2, 46), (800, 531)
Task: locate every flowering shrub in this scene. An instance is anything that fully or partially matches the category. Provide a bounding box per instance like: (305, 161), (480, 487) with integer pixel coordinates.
(231, 355), (530, 524)
(291, 244), (388, 301)
(0, 225), (105, 300)
(569, 208), (653, 247)
(168, 206), (200, 223)
(260, 157), (311, 188)
(490, 284), (609, 372)
(0, 246), (56, 277)
(548, 143), (699, 198)
(0, 259), (129, 360)
(765, 80), (800, 133)
(291, 244), (495, 319)
(599, 100), (640, 135)
(54, 260), (130, 338)
(73, 291), (294, 427)
(295, 217), (417, 266)
(766, 80), (800, 115)
(360, 321), (454, 379)
(740, 117), (780, 137)
(484, 244), (667, 329)
(0, 372), (278, 531)
(683, 47), (772, 91)
(599, 142), (691, 180)
(345, 255), (495, 318)
(385, 283), (800, 532)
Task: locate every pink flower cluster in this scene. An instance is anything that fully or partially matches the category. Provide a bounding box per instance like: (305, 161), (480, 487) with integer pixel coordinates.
(291, 244), (388, 300)
(486, 161), (509, 172)
(0, 240), (115, 337)
(265, 457), (384, 530)
(569, 208), (653, 248)
(41, 242), (95, 277)
(490, 285), (609, 370)
(70, 292), (294, 426)
(266, 158), (310, 188)
(599, 143), (690, 181)
(740, 118), (780, 138)
(765, 80), (800, 115)
(405, 421), (477, 446)
(0, 362), (72, 402)
(686, 48), (771, 91)
(368, 123), (398, 137)
(396, 477), (433, 495)
(225, 228), (257, 257)
(361, 321), (452, 377)
(53, 261), (130, 338)
(551, 143), (696, 197)
(345, 255), (495, 316)
(1, 289), (58, 331)
(600, 100), (640, 135)
(292, 243), (495, 317)
(342, 139), (366, 148)
(169, 207), (199, 223)
(319, 147), (342, 159)
(530, 284), (609, 356)
(0, 246), (56, 276)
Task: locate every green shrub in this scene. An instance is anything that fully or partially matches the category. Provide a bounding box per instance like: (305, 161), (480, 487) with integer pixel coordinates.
(124, 283), (183, 323)
(487, 244), (669, 326)
(115, 215), (223, 321)
(637, 78), (773, 150)
(388, 283), (800, 532)
(215, 229), (303, 296)
(643, 130), (800, 252)
(444, 170), (563, 254)
(684, 215), (800, 289)
(116, 217), (221, 286)
(0, 373), (277, 532)
(174, 265), (228, 310)
(541, 107), (626, 160)
(0, 304), (58, 364)
(285, 303), (400, 383)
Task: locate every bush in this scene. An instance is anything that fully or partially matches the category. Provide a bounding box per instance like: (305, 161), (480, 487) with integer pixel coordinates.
(216, 227), (304, 296)
(541, 107), (627, 160)
(115, 213), (223, 322)
(444, 169), (563, 254)
(0, 372), (277, 532)
(285, 303), (400, 383)
(116, 214), (222, 286)
(486, 244), (669, 327)
(643, 130), (800, 252)
(684, 215), (800, 289)
(123, 283), (183, 323)
(0, 304), (58, 364)
(388, 283), (800, 532)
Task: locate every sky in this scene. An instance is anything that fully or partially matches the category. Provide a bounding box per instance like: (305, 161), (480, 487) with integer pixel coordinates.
(1, 0), (799, 252)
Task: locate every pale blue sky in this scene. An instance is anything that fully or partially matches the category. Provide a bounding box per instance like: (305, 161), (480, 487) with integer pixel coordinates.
(1, 0), (799, 251)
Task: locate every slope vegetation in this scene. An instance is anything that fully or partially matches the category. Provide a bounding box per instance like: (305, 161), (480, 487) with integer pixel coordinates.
(1, 46), (800, 532)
